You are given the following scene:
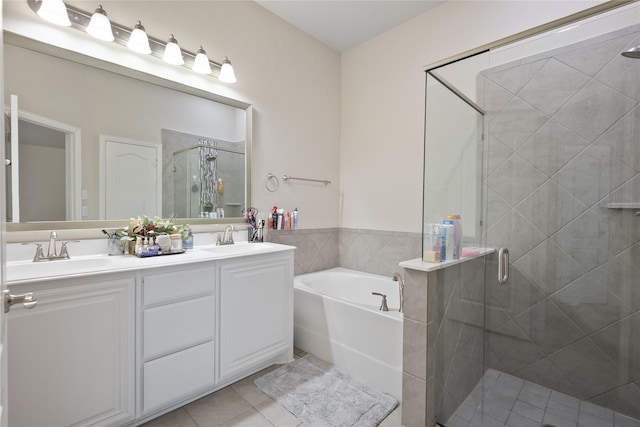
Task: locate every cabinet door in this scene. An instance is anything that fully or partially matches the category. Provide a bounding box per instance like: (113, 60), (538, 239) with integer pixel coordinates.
(8, 277), (135, 427)
(219, 253), (293, 382)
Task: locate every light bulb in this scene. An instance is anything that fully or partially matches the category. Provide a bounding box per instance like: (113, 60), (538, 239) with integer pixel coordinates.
(162, 34), (184, 65)
(127, 21), (151, 54)
(37, 0), (71, 26)
(192, 46), (212, 74)
(86, 5), (114, 41)
(219, 57), (237, 83)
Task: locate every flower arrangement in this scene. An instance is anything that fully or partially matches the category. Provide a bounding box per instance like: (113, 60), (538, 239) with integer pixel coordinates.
(116, 216), (189, 242)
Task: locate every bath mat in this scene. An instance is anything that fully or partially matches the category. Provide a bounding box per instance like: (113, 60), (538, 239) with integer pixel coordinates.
(254, 355), (398, 427)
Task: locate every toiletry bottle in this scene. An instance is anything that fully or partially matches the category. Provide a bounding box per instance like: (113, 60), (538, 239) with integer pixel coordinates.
(438, 225), (446, 262)
(142, 237), (149, 256)
(135, 236), (143, 256)
(271, 206), (278, 230)
(292, 208), (298, 230)
(444, 215), (462, 259)
(277, 209), (284, 230)
(423, 224), (438, 262)
(183, 226), (193, 249)
(442, 223), (454, 261)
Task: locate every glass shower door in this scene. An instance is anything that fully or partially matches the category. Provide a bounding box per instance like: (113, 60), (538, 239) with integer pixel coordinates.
(423, 51), (490, 426)
(482, 4), (640, 426)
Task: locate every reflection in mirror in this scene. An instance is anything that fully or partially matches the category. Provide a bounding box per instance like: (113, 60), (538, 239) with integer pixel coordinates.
(13, 120), (65, 221)
(5, 101), (82, 222)
(4, 34), (250, 227)
(162, 129), (245, 219)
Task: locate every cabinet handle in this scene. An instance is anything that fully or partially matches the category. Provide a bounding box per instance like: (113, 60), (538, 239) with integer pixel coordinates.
(3, 290), (38, 313)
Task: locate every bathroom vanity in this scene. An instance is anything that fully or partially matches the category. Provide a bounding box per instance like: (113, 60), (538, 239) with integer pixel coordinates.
(5, 242), (294, 426)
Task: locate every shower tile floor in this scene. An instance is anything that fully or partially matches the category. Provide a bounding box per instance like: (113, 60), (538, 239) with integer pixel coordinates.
(443, 369), (640, 427)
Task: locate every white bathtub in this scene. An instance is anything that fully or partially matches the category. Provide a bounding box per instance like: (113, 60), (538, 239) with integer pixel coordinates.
(294, 267), (403, 401)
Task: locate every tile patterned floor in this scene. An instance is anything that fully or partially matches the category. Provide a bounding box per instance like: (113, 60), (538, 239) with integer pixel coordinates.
(141, 348), (403, 427)
(444, 369), (640, 427)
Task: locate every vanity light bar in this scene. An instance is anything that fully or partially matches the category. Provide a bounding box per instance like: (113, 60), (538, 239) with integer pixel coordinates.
(27, 0), (236, 82)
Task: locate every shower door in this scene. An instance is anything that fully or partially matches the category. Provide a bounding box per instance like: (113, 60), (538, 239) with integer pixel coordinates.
(480, 4), (640, 426)
(423, 51), (490, 427)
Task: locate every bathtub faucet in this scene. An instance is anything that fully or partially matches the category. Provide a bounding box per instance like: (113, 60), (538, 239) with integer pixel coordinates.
(372, 292), (389, 311)
(392, 272), (404, 313)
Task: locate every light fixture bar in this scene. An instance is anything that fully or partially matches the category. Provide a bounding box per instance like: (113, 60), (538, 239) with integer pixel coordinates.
(27, 0), (231, 78)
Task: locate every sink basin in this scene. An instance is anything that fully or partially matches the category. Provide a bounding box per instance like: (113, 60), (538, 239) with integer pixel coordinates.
(7, 257), (116, 282)
(199, 243), (272, 257)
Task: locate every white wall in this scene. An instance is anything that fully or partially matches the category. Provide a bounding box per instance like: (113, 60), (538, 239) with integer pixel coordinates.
(340, 0), (607, 233)
(4, 0), (341, 229)
(4, 0), (611, 232)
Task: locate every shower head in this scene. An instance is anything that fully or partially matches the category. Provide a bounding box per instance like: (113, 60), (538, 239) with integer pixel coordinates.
(621, 46), (640, 58)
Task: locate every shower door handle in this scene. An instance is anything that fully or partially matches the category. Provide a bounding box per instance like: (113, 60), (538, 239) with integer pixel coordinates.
(498, 248), (509, 284)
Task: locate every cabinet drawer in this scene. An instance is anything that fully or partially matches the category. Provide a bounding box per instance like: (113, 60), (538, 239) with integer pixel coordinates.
(143, 341), (215, 414)
(144, 295), (215, 359)
(143, 266), (214, 305)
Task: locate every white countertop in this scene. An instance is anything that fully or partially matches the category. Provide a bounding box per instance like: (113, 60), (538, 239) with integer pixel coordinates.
(6, 241), (295, 284)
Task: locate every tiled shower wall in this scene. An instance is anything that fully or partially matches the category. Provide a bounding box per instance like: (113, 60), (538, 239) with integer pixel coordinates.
(482, 25), (640, 419)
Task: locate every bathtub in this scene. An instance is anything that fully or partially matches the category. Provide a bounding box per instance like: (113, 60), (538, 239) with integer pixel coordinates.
(294, 267), (403, 401)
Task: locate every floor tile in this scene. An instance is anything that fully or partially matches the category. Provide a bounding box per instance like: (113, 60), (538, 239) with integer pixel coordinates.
(254, 399), (301, 427)
(140, 408), (198, 427)
(446, 370), (639, 427)
(184, 387), (254, 427)
(218, 408), (273, 427)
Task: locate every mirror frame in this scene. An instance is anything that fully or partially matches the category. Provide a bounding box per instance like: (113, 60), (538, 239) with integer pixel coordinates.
(4, 31), (252, 232)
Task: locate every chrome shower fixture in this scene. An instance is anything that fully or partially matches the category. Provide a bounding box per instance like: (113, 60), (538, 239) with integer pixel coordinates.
(621, 46), (640, 58)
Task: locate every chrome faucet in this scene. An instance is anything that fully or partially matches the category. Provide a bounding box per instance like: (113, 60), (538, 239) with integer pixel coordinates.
(32, 231), (72, 262)
(392, 272), (404, 313)
(372, 292), (389, 311)
(47, 230), (58, 258)
(217, 224), (236, 246)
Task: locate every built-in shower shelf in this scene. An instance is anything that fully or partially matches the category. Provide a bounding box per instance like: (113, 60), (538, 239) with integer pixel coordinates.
(606, 203), (640, 209)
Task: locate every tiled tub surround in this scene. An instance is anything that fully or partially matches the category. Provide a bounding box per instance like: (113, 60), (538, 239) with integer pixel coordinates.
(268, 227), (422, 276)
(339, 228), (422, 277)
(482, 25), (640, 419)
(267, 228), (339, 275)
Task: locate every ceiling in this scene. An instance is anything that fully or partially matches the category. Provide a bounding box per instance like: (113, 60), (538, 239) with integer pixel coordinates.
(255, 0), (446, 52)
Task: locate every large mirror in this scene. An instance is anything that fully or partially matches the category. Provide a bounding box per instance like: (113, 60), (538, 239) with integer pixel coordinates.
(3, 32), (251, 230)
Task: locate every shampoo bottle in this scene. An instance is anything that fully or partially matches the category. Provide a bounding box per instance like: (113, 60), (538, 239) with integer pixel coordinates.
(444, 215), (462, 259)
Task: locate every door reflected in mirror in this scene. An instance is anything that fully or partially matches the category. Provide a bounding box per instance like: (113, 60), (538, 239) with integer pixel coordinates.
(5, 99), (81, 222)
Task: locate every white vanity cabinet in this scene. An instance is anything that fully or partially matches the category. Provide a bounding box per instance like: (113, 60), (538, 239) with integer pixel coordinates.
(7, 274), (135, 427)
(139, 264), (216, 417)
(6, 243), (294, 426)
(218, 251), (294, 383)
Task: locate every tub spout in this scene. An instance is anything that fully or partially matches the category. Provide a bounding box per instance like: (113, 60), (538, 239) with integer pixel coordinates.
(392, 272), (404, 313)
(372, 292), (389, 311)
